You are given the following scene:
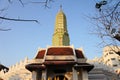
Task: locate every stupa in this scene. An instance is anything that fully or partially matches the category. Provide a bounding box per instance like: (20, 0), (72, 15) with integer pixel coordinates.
(25, 7), (94, 80)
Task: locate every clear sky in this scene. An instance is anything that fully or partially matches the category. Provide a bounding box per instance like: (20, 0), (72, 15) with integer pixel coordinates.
(0, 0), (103, 67)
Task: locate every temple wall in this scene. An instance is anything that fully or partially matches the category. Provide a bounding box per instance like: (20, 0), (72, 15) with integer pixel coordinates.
(0, 57), (32, 80)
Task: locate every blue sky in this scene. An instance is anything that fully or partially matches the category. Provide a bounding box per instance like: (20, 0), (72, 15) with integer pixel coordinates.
(0, 0), (103, 66)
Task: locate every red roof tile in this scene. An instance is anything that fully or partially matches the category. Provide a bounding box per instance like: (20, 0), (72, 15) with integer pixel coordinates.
(44, 61), (76, 65)
(35, 50), (46, 59)
(35, 47), (85, 59)
(46, 47), (74, 55)
(75, 49), (84, 58)
(45, 59), (75, 61)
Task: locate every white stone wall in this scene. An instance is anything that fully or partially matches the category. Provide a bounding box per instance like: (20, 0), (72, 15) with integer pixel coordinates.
(0, 57), (32, 80)
(87, 58), (120, 80)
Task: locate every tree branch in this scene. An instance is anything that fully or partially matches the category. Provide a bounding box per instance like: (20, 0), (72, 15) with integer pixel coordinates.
(95, 1), (120, 19)
(0, 28), (11, 31)
(0, 16), (38, 23)
(18, 0), (24, 7)
(27, 0), (54, 8)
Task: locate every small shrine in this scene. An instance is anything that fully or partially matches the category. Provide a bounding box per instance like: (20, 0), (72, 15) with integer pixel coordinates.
(25, 7), (94, 80)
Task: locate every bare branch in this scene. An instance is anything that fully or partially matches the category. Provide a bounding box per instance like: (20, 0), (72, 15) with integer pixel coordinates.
(0, 0), (54, 31)
(0, 16), (38, 23)
(8, 0), (12, 3)
(26, 0), (54, 8)
(0, 28), (11, 31)
(93, 4), (120, 41)
(95, 1), (120, 19)
(18, 0), (24, 7)
(113, 34), (120, 41)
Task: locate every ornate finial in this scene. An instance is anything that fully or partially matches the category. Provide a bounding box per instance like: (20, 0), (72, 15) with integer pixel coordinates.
(60, 5), (62, 9)
(60, 5), (62, 11)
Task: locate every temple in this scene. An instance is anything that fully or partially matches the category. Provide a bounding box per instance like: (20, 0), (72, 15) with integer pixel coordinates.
(0, 7), (120, 80)
(25, 7), (94, 80)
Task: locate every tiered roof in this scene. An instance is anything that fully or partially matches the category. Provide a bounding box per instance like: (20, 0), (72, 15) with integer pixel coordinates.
(26, 46), (93, 72)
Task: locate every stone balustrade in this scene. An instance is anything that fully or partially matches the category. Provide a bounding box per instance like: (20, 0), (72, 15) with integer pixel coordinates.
(0, 57), (32, 80)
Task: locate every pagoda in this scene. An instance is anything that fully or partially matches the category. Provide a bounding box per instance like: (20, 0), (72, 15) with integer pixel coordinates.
(26, 7), (94, 80)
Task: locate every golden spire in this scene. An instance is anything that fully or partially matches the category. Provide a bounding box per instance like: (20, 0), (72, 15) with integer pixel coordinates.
(52, 6), (70, 46)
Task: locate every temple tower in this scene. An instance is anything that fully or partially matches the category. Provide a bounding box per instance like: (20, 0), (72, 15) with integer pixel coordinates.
(25, 7), (94, 80)
(52, 6), (70, 46)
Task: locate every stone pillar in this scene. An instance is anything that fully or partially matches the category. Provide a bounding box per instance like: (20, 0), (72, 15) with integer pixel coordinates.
(72, 67), (78, 80)
(78, 70), (82, 80)
(80, 69), (88, 80)
(82, 70), (88, 80)
(43, 69), (48, 80)
(37, 71), (42, 80)
(32, 71), (37, 80)
(57, 76), (59, 80)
